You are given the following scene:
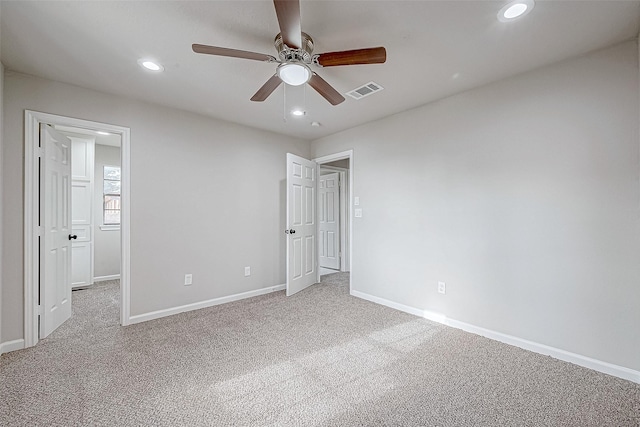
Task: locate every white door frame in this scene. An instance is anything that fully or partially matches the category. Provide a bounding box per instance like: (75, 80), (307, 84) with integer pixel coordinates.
(24, 110), (132, 348)
(313, 150), (353, 291)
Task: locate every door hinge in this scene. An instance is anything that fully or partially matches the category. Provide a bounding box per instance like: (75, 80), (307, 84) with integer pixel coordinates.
(37, 305), (43, 316)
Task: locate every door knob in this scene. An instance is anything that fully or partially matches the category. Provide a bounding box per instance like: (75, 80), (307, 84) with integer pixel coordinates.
(68, 234), (78, 240)
(285, 229), (296, 234)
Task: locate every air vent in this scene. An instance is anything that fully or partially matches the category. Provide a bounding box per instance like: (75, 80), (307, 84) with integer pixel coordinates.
(346, 81), (384, 100)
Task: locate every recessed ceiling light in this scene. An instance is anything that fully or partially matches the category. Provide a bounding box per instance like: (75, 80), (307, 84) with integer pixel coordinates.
(498, 0), (534, 22)
(137, 58), (164, 72)
(291, 109), (306, 117)
(311, 121), (321, 127)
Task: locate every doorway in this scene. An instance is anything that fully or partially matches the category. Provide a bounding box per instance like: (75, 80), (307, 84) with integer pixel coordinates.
(24, 111), (131, 348)
(318, 159), (349, 277)
(55, 125), (122, 290)
(314, 150), (353, 289)
(284, 150), (354, 296)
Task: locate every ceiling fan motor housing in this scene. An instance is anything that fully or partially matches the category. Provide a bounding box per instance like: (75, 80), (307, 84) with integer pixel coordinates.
(275, 32), (314, 63)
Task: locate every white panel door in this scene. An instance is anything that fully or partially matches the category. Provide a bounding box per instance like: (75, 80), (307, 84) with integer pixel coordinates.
(71, 242), (92, 286)
(41, 124), (73, 338)
(70, 137), (94, 288)
(286, 153), (318, 296)
(319, 172), (340, 270)
(71, 170), (94, 288)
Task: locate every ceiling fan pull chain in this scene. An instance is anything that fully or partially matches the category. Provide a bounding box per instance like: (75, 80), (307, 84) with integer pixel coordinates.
(283, 83), (287, 122)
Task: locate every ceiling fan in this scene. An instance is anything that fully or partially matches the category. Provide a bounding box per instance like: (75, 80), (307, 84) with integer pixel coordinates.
(192, 0), (386, 106)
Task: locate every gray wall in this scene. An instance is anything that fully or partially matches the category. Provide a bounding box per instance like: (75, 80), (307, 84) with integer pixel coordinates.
(0, 1), (4, 345)
(311, 40), (640, 371)
(0, 60), (4, 345)
(2, 71), (309, 341)
(94, 144), (121, 279)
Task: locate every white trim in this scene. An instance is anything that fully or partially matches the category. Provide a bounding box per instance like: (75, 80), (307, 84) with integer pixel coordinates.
(351, 290), (426, 318)
(319, 267), (340, 276)
(99, 225), (120, 231)
(93, 274), (120, 282)
(0, 339), (25, 355)
(445, 318), (640, 384)
(120, 125), (131, 326)
(129, 284), (286, 325)
(24, 111), (132, 347)
(24, 112), (38, 348)
(350, 290), (640, 384)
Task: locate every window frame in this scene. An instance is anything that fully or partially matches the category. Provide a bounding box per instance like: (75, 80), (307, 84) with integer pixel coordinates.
(103, 165), (121, 226)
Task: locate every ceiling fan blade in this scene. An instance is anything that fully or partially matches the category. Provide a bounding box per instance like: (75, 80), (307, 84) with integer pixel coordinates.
(316, 47), (387, 67)
(273, 0), (302, 49)
(192, 44), (276, 62)
(250, 75), (283, 102)
(308, 73), (345, 106)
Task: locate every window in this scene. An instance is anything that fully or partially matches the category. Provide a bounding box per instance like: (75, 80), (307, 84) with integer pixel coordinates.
(103, 166), (121, 225)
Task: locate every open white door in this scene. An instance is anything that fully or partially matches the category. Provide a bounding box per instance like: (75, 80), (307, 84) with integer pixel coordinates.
(286, 153), (318, 296)
(319, 172), (340, 270)
(41, 124), (73, 338)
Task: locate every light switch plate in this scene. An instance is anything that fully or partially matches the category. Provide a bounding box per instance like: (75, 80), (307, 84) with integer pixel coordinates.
(185, 274), (193, 286)
(244, 266), (251, 277)
(438, 281), (446, 294)
(354, 196), (360, 206)
(354, 209), (362, 218)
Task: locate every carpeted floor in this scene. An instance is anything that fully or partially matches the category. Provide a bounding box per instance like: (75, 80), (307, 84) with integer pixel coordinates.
(1, 273), (638, 426)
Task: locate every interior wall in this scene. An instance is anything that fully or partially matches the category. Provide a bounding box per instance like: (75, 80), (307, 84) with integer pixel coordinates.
(0, 1), (4, 346)
(94, 144), (121, 279)
(2, 71), (310, 341)
(0, 60), (4, 346)
(311, 40), (640, 372)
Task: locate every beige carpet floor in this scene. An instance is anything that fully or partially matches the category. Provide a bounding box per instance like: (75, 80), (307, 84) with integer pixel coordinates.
(1, 273), (638, 426)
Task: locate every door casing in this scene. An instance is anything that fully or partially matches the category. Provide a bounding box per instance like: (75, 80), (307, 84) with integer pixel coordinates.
(24, 110), (132, 348)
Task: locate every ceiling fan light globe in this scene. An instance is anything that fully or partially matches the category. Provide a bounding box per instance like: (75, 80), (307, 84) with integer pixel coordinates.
(277, 63), (311, 86)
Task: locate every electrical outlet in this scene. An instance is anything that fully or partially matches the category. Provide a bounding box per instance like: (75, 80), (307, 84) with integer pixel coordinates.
(354, 208), (362, 218)
(244, 266), (251, 277)
(438, 281), (446, 294)
(184, 274), (193, 286)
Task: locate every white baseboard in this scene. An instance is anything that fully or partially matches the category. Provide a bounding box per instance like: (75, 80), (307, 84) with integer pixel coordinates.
(350, 290), (640, 384)
(0, 339), (25, 355)
(93, 274), (120, 282)
(351, 290), (426, 318)
(319, 267), (340, 276)
(445, 318), (640, 384)
(128, 284), (286, 325)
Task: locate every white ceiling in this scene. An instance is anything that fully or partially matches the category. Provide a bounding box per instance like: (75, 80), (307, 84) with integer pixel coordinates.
(2, 1), (639, 140)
